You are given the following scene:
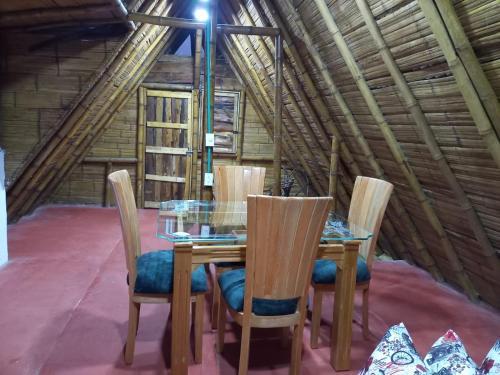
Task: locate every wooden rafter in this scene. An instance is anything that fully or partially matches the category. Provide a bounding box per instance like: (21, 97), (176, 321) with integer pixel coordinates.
(260, 0), (423, 266)
(313, 0), (477, 299)
(6, 0), (182, 222)
(435, 1), (500, 136)
(418, 0), (500, 169)
(354, 0), (500, 277)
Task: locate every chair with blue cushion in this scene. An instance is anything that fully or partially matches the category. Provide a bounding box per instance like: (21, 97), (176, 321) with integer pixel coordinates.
(217, 195), (332, 375)
(310, 176), (393, 347)
(211, 165), (266, 329)
(108, 170), (207, 365)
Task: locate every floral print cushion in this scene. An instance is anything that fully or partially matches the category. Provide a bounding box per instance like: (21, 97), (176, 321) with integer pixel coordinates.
(424, 330), (479, 375)
(480, 340), (500, 375)
(359, 322), (428, 374)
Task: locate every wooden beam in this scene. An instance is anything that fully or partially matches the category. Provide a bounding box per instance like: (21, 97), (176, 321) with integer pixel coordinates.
(129, 12), (280, 36)
(273, 33), (283, 196)
(136, 87), (146, 208)
(248, 0), (417, 265)
(236, 90), (246, 164)
(314, 0), (476, 298)
(191, 28), (203, 199)
(329, 137), (339, 210)
(434, 1), (500, 136)
(355, 0), (500, 275)
(220, 37), (326, 196)
(281, 0), (425, 267)
(418, 0), (500, 169)
(6, 0), (178, 221)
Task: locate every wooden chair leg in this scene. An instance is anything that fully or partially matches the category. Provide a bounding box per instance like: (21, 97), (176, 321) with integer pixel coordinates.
(124, 300), (140, 365)
(211, 268), (221, 330)
(194, 294), (205, 364)
(290, 321), (305, 375)
(216, 299), (227, 353)
(238, 322), (251, 375)
(310, 289), (323, 349)
(362, 287), (370, 339)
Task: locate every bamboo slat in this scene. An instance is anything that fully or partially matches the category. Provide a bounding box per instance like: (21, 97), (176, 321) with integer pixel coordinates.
(418, 0), (500, 169)
(314, 0), (477, 299)
(136, 87), (146, 208)
(355, 0), (500, 274)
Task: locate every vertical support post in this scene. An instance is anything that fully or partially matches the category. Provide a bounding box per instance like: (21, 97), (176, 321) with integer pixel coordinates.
(236, 89), (246, 164)
(171, 242), (193, 375)
(192, 29), (203, 199)
(331, 240), (360, 370)
(104, 161), (112, 207)
(329, 136), (339, 210)
(273, 33), (283, 196)
(136, 87), (146, 208)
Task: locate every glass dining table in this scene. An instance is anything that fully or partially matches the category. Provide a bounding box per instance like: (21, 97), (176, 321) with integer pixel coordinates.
(157, 200), (372, 374)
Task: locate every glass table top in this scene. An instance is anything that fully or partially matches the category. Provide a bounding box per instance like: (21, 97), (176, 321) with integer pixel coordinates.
(157, 200), (373, 243)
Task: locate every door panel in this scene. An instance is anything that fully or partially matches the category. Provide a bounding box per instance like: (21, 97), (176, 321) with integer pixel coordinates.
(142, 89), (192, 208)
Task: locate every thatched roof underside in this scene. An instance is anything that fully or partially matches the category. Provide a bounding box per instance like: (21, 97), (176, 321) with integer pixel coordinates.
(5, 0), (500, 308)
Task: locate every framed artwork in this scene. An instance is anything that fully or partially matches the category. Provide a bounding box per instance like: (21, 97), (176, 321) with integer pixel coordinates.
(199, 90), (240, 154)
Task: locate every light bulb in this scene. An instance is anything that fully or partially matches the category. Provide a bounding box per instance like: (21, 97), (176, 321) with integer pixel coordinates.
(193, 7), (209, 22)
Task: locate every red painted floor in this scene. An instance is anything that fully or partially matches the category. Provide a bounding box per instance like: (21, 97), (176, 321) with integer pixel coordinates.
(2, 205), (499, 374)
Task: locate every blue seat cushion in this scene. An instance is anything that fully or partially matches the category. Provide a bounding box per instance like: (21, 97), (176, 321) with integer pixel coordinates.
(312, 257), (371, 285)
(134, 250), (208, 294)
(218, 268), (298, 316)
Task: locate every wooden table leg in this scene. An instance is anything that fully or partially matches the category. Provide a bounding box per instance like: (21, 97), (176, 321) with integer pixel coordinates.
(171, 242), (193, 375)
(331, 240), (360, 371)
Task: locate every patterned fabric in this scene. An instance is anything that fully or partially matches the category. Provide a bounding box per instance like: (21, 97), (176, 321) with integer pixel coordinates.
(218, 268), (299, 316)
(480, 340), (500, 375)
(424, 330), (479, 375)
(312, 256), (371, 285)
(134, 250), (208, 294)
(358, 322), (428, 375)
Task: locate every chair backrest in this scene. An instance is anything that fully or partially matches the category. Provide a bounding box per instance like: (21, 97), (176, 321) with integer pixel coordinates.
(108, 170), (141, 284)
(213, 165), (266, 201)
(245, 195), (332, 303)
(348, 176), (393, 271)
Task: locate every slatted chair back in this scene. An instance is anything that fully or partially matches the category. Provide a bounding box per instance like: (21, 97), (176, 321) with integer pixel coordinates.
(348, 176), (393, 271)
(246, 195), (332, 302)
(213, 166), (266, 202)
(108, 170), (141, 286)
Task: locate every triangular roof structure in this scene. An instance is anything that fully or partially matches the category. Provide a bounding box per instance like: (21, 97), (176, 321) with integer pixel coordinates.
(3, 0), (500, 308)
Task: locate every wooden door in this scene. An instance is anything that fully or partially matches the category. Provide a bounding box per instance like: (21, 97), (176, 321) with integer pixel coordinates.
(143, 89), (193, 208)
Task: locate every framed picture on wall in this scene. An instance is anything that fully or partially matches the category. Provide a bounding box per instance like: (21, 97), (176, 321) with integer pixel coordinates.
(199, 90), (240, 154)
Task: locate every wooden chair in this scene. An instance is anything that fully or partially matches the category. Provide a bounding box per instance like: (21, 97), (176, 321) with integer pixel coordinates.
(211, 165), (266, 329)
(108, 170), (207, 365)
(310, 176), (393, 347)
(217, 195), (332, 375)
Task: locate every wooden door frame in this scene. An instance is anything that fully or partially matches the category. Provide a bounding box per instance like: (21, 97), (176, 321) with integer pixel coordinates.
(136, 86), (193, 208)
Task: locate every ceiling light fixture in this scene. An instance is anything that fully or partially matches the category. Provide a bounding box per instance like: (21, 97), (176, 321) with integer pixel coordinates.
(193, 7), (209, 22)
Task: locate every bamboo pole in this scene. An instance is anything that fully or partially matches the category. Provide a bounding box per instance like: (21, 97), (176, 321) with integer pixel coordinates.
(273, 34), (283, 196)
(355, 0), (500, 275)
(236, 90), (246, 164)
(434, 1), (500, 136)
(136, 87), (146, 208)
(220, 37), (327, 196)
(255, 0), (422, 265)
(34, 25), (182, 217)
(191, 28), (202, 199)
(233, 0), (413, 263)
(7, 0), (164, 194)
(224, 0), (331, 169)
(7, 0), (176, 220)
(314, 0), (476, 298)
(329, 137), (339, 210)
(418, 0), (500, 169)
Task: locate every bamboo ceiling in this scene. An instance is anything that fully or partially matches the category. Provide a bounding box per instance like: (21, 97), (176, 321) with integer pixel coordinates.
(5, 0), (500, 308)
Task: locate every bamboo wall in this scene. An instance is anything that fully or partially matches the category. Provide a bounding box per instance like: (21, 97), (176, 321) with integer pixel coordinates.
(225, 0), (500, 307)
(0, 33), (121, 184)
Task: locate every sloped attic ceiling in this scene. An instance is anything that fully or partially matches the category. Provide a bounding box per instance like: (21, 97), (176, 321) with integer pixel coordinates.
(5, 0), (500, 308)
(0, 0), (133, 30)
